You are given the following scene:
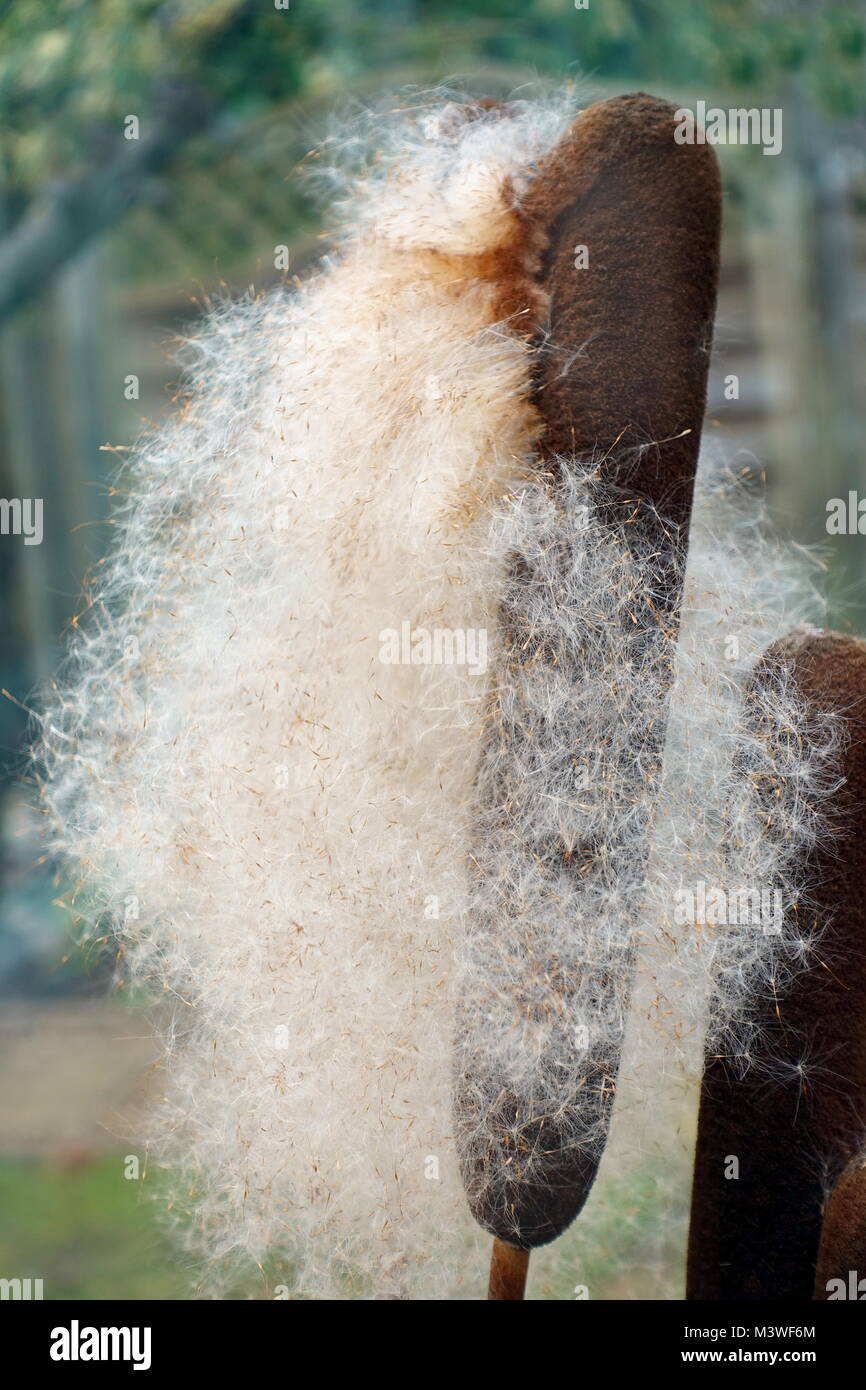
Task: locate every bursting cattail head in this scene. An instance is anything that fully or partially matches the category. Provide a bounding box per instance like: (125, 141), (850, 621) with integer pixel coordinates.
(36, 88), (839, 1298)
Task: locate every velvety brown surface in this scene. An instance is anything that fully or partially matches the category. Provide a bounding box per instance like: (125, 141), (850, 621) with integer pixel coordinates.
(688, 629), (866, 1300)
(455, 93), (721, 1249)
(815, 1155), (866, 1298)
(526, 91), (721, 533)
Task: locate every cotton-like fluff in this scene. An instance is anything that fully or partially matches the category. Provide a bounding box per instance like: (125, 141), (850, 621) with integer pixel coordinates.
(38, 88), (839, 1300)
(637, 463), (843, 1069)
(454, 460), (686, 1236)
(37, 91), (577, 1300)
(453, 456), (841, 1244)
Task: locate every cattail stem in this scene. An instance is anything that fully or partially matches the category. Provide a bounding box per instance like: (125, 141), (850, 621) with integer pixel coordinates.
(487, 1240), (530, 1300)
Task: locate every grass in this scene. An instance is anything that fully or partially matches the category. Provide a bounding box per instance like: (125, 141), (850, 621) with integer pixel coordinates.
(0, 1156), (190, 1301)
(0, 1153), (684, 1300)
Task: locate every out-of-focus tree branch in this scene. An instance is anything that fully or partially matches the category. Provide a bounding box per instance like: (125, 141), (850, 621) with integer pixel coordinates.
(0, 86), (211, 322)
(0, 0), (261, 323)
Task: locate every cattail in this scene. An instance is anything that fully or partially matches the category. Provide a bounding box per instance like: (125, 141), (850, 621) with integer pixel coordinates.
(815, 1155), (866, 1299)
(34, 84), (833, 1303)
(687, 628), (864, 1300)
(452, 93), (721, 1291)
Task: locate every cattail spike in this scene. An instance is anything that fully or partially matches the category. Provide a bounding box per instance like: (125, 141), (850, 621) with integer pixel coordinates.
(688, 628), (866, 1300)
(815, 1156), (866, 1300)
(454, 91), (721, 1254)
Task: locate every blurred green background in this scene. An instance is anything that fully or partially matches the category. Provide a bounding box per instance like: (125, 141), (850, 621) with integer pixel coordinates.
(1, 0), (866, 1299)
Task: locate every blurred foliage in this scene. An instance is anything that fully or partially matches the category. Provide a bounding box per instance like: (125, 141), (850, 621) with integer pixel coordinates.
(0, 0), (862, 289)
(0, 1157), (189, 1300)
(0, 1154), (677, 1299)
(0, 0), (324, 192)
(1, 0), (864, 195)
(117, 111), (322, 288)
(0, 0), (860, 292)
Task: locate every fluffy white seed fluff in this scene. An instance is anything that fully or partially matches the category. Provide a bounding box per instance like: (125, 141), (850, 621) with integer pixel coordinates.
(453, 455), (840, 1234)
(39, 92), (574, 1299)
(640, 463), (842, 1071)
(37, 91), (839, 1297)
